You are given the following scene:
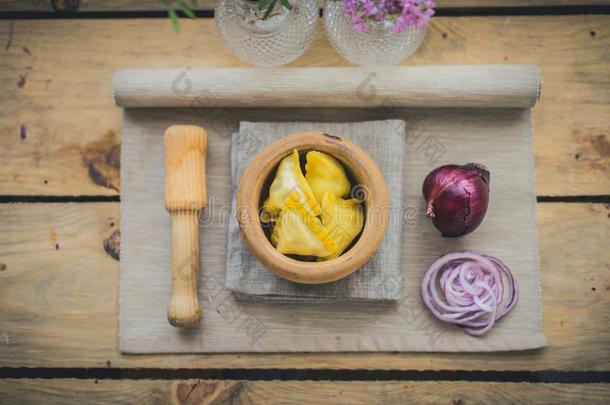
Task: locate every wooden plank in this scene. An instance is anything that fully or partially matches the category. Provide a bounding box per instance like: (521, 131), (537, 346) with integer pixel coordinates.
(0, 202), (608, 369)
(2, 1), (610, 12)
(0, 380), (609, 404)
(1, 17), (608, 197)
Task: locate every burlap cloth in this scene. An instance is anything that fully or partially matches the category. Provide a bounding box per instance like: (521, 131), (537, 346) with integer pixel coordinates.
(225, 120), (405, 302)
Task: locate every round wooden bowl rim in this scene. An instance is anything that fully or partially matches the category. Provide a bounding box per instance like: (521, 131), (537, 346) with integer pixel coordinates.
(236, 131), (390, 285)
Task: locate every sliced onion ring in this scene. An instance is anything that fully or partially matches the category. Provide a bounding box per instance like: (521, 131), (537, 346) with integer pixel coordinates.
(421, 251), (518, 336)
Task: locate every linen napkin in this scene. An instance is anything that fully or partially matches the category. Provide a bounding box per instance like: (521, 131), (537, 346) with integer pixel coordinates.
(225, 120), (405, 302)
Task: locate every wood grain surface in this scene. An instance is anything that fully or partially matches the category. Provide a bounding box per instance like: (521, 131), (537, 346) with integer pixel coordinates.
(2, 0), (610, 12)
(0, 202), (607, 369)
(164, 125), (208, 327)
(0, 7), (608, 400)
(1, 17), (608, 196)
(0, 379), (609, 404)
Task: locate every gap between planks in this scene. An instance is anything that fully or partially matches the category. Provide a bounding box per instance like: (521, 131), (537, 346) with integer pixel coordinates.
(2, 6), (610, 19)
(1, 196), (609, 204)
(1, 368), (610, 384)
(1, 0), (610, 12)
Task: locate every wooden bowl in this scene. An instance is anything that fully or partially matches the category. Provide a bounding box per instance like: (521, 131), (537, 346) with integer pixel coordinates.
(236, 131), (389, 284)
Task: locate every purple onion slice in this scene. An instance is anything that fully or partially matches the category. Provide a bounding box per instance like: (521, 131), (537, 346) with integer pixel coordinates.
(421, 251), (519, 336)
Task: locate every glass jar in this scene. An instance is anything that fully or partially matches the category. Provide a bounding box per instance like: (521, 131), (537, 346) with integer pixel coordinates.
(216, 0), (318, 67)
(323, 0), (427, 67)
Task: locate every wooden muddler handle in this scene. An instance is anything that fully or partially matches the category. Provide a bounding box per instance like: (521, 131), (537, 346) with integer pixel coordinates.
(164, 125), (208, 327)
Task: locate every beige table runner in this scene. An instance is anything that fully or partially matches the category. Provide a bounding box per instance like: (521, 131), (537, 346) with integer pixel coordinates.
(117, 66), (546, 353)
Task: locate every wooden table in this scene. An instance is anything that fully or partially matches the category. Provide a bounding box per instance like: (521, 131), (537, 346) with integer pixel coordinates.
(0, 1), (609, 403)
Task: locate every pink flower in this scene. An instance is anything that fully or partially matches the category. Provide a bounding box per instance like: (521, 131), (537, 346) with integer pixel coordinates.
(341, 0), (435, 33)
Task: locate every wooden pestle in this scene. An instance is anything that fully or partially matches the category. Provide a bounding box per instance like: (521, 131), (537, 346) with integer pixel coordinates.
(164, 125), (208, 327)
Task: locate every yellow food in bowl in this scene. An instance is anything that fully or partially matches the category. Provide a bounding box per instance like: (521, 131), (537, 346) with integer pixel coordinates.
(263, 149), (364, 261)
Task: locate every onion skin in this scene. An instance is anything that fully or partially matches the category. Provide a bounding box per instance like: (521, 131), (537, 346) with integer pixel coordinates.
(422, 163), (490, 237)
(421, 251), (519, 336)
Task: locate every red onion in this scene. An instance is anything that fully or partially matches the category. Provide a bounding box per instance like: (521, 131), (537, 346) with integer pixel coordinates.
(422, 163), (490, 237)
(421, 251), (518, 336)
